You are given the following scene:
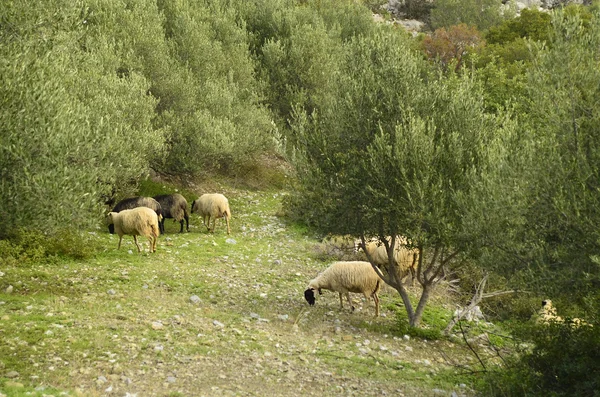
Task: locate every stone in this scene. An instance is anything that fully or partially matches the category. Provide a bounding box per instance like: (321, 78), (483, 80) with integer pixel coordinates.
(5, 371), (19, 378)
(189, 295), (201, 304)
(151, 321), (164, 330)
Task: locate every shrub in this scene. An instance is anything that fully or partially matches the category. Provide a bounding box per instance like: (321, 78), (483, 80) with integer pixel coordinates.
(479, 311), (600, 396)
(0, 228), (99, 265)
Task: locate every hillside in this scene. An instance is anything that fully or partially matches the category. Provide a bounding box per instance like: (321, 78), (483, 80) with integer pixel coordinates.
(0, 178), (500, 396)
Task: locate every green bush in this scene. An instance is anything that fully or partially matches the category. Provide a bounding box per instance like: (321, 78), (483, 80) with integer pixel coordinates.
(0, 228), (99, 265)
(0, 0), (165, 237)
(430, 0), (511, 31)
(479, 317), (600, 396)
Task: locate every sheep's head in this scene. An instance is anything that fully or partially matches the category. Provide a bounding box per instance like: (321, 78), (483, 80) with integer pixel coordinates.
(541, 300), (557, 315)
(304, 288), (316, 306)
(106, 212), (116, 234)
(542, 299), (553, 309)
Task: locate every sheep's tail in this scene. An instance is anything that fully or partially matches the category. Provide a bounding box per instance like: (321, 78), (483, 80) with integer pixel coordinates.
(372, 278), (381, 297)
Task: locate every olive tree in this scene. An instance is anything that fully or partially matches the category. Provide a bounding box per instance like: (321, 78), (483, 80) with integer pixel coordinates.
(0, 0), (165, 237)
(288, 28), (512, 327)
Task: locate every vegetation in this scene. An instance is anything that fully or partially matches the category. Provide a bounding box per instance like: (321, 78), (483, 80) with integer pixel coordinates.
(2, 0), (600, 395)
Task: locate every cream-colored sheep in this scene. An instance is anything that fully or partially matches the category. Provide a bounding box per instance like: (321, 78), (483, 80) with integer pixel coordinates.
(304, 261), (382, 317)
(191, 193), (231, 234)
(107, 207), (161, 253)
(536, 300), (591, 328)
(356, 237), (419, 285)
(537, 299), (564, 324)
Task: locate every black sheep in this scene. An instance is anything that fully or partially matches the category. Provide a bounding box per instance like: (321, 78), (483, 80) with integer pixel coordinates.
(153, 193), (190, 233)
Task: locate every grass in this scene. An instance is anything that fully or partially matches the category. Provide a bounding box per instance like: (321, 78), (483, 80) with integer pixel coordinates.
(0, 179), (496, 396)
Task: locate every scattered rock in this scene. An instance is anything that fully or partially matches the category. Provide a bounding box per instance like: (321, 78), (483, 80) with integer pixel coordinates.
(151, 321), (164, 330)
(213, 320), (225, 328)
(189, 295), (201, 304)
(96, 376), (108, 385)
(5, 285), (13, 294)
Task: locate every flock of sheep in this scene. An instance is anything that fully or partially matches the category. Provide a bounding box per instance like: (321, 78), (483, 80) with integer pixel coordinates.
(105, 194), (584, 324)
(106, 193), (231, 253)
(104, 191), (417, 317)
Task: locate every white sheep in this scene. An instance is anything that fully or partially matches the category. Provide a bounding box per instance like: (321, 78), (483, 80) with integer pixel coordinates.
(356, 237), (419, 285)
(191, 193), (231, 235)
(304, 261), (382, 317)
(106, 207), (161, 253)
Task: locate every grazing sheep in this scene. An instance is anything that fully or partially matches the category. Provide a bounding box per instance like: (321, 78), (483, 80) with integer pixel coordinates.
(108, 196), (164, 234)
(153, 193), (189, 233)
(191, 193), (231, 235)
(356, 237), (419, 285)
(304, 261), (382, 317)
(106, 207), (161, 253)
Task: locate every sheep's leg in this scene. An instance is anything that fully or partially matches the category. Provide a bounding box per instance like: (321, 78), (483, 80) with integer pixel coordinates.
(211, 217), (216, 233)
(225, 215), (230, 235)
(410, 254), (417, 286)
(345, 292), (355, 312)
(184, 214), (189, 232)
(179, 219), (184, 233)
(372, 293), (380, 317)
(338, 292), (344, 309)
(133, 236), (142, 252)
(204, 215), (211, 231)
(148, 236), (155, 253)
(117, 236), (123, 249)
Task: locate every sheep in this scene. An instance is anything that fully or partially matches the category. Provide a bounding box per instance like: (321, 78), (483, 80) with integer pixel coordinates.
(153, 193), (189, 233)
(536, 300), (591, 328)
(537, 299), (564, 324)
(191, 193), (231, 235)
(355, 237), (419, 285)
(304, 261), (382, 317)
(106, 207), (161, 253)
(108, 196), (164, 234)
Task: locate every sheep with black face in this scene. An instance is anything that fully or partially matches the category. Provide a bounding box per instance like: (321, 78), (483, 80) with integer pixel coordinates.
(108, 196), (163, 234)
(304, 261), (382, 317)
(106, 207), (161, 253)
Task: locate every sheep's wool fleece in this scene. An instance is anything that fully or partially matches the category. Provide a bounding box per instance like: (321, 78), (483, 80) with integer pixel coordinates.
(309, 261), (380, 294)
(193, 194), (230, 217)
(111, 207), (159, 235)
